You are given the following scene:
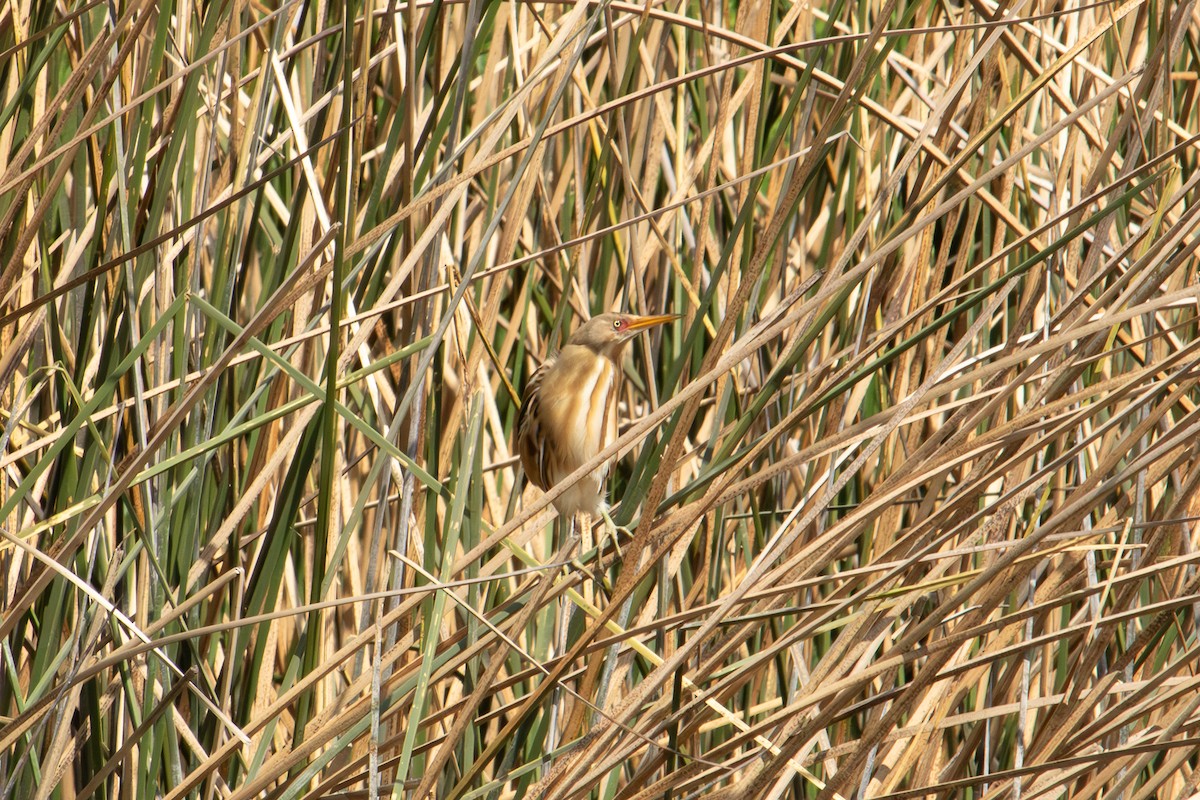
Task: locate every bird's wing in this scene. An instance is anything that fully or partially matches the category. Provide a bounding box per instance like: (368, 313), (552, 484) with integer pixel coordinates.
(516, 355), (555, 490)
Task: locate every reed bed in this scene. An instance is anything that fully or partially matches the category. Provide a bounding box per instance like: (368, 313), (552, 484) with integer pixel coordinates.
(3, 0), (1200, 798)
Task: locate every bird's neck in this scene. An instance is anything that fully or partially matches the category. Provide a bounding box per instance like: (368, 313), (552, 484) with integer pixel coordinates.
(596, 341), (628, 363)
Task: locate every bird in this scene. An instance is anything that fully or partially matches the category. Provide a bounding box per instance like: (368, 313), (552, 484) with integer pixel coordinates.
(517, 311), (677, 560)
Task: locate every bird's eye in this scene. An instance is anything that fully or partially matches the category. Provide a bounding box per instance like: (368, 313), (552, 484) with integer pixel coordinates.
(613, 319), (624, 330)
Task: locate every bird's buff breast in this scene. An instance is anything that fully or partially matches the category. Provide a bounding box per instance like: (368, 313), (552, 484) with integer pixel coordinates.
(540, 348), (618, 516)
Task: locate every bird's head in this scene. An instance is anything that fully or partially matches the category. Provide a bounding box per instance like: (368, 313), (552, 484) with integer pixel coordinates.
(569, 312), (679, 357)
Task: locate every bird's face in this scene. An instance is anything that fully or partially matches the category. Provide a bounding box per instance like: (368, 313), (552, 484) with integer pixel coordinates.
(570, 312), (679, 354)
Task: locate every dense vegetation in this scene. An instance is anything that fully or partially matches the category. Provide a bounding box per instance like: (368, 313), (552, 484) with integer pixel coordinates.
(3, 0), (1200, 798)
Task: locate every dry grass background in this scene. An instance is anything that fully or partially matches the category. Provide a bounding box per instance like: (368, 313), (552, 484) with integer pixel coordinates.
(3, 0), (1200, 797)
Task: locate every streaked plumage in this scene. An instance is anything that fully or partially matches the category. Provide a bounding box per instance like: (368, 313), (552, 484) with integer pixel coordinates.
(517, 312), (677, 520)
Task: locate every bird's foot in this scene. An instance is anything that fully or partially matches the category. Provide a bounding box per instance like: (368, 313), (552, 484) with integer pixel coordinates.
(565, 550), (612, 602)
(598, 509), (633, 560)
(568, 554), (598, 584)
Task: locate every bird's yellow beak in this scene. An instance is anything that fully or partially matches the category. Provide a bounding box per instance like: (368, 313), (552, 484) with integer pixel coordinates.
(626, 313), (680, 332)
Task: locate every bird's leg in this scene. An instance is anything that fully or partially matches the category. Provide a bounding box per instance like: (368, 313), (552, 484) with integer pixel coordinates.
(563, 513), (593, 583)
(579, 510), (596, 564)
(578, 510), (628, 601)
(571, 512), (605, 601)
(557, 511), (571, 568)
